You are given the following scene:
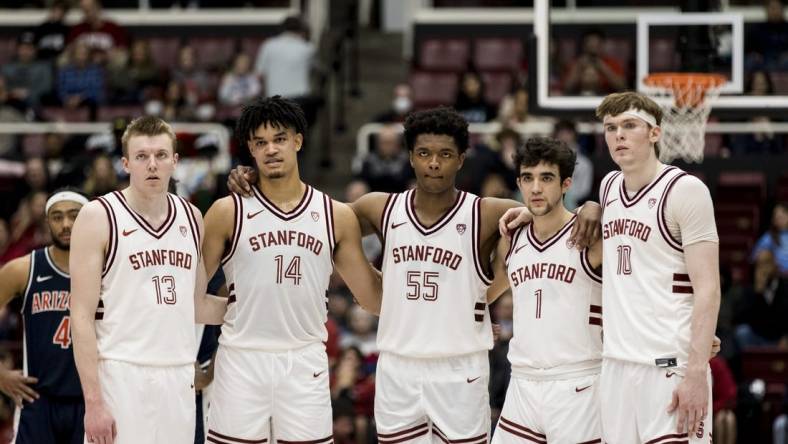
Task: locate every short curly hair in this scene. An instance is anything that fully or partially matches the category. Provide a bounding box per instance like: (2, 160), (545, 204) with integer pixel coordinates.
(513, 137), (577, 182)
(236, 95), (307, 146)
(403, 107), (469, 154)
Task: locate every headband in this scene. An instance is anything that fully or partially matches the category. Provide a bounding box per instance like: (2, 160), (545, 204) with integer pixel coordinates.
(614, 107), (658, 127)
(45, 191), (89, 214)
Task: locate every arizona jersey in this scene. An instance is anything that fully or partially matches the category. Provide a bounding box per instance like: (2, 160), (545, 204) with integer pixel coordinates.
(20, 248), (81, 397)
(377, 190), (493, 357)
(96, 191), (200, 366)
(600, 166), (699, 370)
(220, 185), (335, 351)
(504, 217), (603, 379)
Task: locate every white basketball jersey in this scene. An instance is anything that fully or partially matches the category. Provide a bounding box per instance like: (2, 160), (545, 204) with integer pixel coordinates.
(220, 185), (335, 351)
(96, 191), (200, 366)
(504, 216), (603, 379)
(377, 190), (493, 358)
(600, 166), (695, 369)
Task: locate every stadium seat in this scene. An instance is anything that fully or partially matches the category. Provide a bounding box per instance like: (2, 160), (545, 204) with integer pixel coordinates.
(188, 37), (236, 69)
(473, 38), (523, 71)
(716, 171), (767, 203)
(715, 204), (760, 237)
(770, 71), (788, 95)
(777, 172), (788, 203)
(703, 132), (724, 157)
(22, 134), (46, 158)
(419, 38), (470, 72)
(97, 106), (144, 121)
(480, 71), (513, 106)
(603, 38), (632, 73)
(147, 37), (182, 70)
(41, 106), (90, 122)
(409, 71), (459, 109)
(240, 36), (266, 62)
(0, 37), (15, 65)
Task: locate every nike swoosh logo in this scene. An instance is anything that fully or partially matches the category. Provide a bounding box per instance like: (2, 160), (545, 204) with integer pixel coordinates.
(313, 370), (326, 378)
(666, 371), (676, 378)
(391, 221), (407, 229)
(467, 376), (481, 383)
(36, 275), (53, 283)
(605, 198), (619, 207)
(122, 228), (138, 236)
(514, 243), (529, 254)
(575, 385), (591, 392)
(247, 209), (264, 219)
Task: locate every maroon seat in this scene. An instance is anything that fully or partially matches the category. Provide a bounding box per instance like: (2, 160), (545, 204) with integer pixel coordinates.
(409, 71), (459, 109)
(97, 105), (144, 121)
(147, 37), (182, 70)
(770, 71), (788, 95)
(419, 38), (470, 72)
(649, 38), (678, 72)
(41, 107), (90, 122)
(480, 71), (513, 106)
(22, 134), (46, 158)
(240, 37), (266, 62)
(716, 171), (767, 203)
(188, 37), (236, 69)
(473, 38), (522, 71)
(0, 37), (16, 65)
(715, 204), (760, 237)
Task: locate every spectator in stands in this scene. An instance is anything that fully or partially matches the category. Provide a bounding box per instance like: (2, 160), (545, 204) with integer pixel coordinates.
(82, 153), (118, 197)
(218, 53), (262, 106)
(330, 346), (375, 444)
(746, 0), (788, 70)
(32, 0), (70, 61)
(1, 32), (53, 108)
(332, 399), (357, 444)
(480, 174), (511, 199)
(497, 83), (530, 126)
(0, 76), (25, 160)
(152, 80), (193, 121)
(710, 356), (737, 444)
(6, 191), (49, 260)
(108, 39), (160, 103)
(67, 0), (129, 65)
(356, 125), (411, 193)
(562, 28), (626, 95)
(344, 180), (382, 263)
(454, 71), (496, 123)
(328, 291), (352, 332)
(752, 202), (788, 275)
(172, 45), (214, 105)
(57, 41), (106, 109)
(730, 70), (784, 155)
(489, 292), (513, 429)
(339, 305), (378, 357)
(554, 120), (592, 209)
(255, 16), (316, 99)
(373, 83), (413, 123)
(733, 250), (788, 348)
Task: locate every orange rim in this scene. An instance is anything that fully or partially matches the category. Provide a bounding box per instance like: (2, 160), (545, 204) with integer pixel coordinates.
(643, 72), (727, 89)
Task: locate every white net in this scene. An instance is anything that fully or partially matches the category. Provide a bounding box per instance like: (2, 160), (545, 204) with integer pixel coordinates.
(643, 74), (725, 164)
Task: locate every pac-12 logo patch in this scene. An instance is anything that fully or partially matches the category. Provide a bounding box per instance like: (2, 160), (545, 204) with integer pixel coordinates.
(648, 198), (657, 209)
(456, 223), (466, 235)
(311, 211), (320, 221)
(180, 226), (188, 237)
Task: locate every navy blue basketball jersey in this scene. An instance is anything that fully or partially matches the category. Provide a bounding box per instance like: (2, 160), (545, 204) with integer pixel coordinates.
(20, 248), (81, 398)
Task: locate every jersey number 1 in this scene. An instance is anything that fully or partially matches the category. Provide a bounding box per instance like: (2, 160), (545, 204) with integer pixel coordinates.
(53, 316), (71, 349)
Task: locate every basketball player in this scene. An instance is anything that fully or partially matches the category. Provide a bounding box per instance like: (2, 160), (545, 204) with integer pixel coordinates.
(70, 116), (228, 444)
(227, 107), (603, 443)
(500, 92), (720, 443)
(201, 96), (383, 444)
(0, 188), (88, 444)
(488, 137), (603, 444)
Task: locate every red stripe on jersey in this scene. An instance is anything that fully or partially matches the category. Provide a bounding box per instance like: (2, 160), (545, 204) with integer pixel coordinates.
(672, 285), (693, 294)
(578, 439), (602, 444)
(97, 197), (118, 278)
(499, 417), (546, 438)
(589, 317), (602, 326)
(378, 423), (428, 439)
(657, 172), (688, 252)
(645, 432), (689, 444)
(432, 424), (487, 443)
(380, 193), (396, 240)
(673, 273), (690, 282)
(619, 166), (677, 208)
(590, 305), (602, 314)
(208, 429), (268, 443)
(377, 429), (428, 444)
(277, 435), (332, 444)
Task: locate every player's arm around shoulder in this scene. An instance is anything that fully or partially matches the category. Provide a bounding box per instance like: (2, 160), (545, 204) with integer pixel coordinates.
(0, 254), (31, 308)
(202, 196), (235, 281)
(191, 200), (227, 325)
(487, 236), (512, 304)
(332, 200), (382, 315)
(349, 191), (392, 237)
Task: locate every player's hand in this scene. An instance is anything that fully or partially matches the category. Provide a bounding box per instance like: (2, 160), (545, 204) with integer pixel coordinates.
(498, 207), (531, 238)
(227, 165), (257, 197)
(710, 336), (721, 359)
(85, 401), (117, 444)
(667, 370), (708, 437)
(0, 367), (38, 406)
(194, 362), (211, 392)
(492, 323), (501, 342)
(570, 202), (602, 250)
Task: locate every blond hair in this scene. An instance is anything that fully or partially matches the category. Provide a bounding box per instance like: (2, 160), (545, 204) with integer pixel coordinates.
(121, 116), (177, 157)
(595, 92), (662, 156)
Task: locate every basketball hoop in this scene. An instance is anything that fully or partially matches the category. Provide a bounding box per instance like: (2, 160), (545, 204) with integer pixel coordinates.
(643, 73), (726, 163)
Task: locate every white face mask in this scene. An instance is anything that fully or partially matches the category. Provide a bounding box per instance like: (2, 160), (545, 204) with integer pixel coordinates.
(393, 96), (412, 114)
(144, 100), (163, 117)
